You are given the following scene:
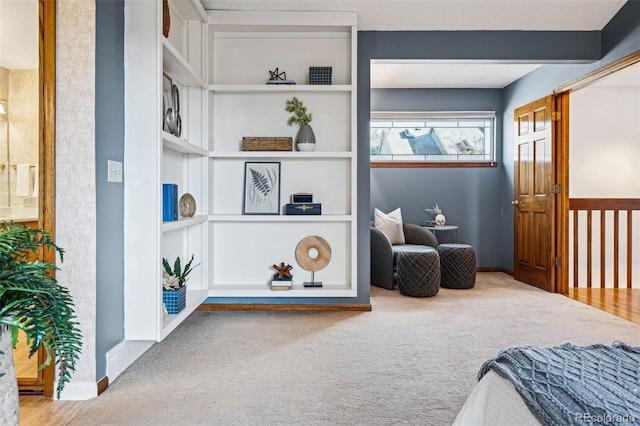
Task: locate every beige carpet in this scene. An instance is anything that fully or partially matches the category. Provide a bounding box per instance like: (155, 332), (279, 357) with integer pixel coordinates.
(68, 273), (640, 425)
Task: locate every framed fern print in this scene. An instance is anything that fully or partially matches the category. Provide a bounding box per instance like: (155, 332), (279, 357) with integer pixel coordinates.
(243, 161), (281, 214)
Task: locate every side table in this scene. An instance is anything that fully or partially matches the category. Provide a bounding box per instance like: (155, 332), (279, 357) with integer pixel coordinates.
(423, 225), (458, 243)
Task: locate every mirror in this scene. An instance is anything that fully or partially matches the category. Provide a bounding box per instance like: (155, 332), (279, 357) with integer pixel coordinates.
(0, 0), (40, 222)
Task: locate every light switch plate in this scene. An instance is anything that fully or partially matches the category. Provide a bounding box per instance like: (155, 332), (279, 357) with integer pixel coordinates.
(108, 160), (123, 183)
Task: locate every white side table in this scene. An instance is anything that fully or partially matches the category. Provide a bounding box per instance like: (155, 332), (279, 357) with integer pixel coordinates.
(423, 225), (458, 243)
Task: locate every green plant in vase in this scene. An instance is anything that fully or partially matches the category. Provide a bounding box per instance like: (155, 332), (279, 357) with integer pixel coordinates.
(285, 96), (316, 151)
(162, 255), (199, 315)
(0, 223), (82, 424)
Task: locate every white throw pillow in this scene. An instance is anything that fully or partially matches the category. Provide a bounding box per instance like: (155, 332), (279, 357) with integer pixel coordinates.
(374, 207), (405, 245)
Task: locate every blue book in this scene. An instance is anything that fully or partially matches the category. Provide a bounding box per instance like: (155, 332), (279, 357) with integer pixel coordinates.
(163, 183), (178, 222)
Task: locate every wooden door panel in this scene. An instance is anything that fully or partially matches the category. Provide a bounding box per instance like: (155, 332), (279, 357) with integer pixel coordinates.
(514, 95), (554, 291)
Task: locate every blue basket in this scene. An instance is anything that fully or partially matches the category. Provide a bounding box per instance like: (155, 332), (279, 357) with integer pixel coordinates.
(163, 285), (186, 314)
(309, 66), (332, 85)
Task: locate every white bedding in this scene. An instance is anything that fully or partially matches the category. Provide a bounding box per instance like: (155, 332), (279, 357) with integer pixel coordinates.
(453, 370), (542, 426)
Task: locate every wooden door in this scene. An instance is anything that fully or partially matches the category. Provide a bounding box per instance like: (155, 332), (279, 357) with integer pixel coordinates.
(513, 95), (555, 291)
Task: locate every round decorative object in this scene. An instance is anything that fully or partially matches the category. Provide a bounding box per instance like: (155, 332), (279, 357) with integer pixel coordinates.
(179, 193), (196, 217)
(295, 235), (331, 271)
(435, 214), (446, 227)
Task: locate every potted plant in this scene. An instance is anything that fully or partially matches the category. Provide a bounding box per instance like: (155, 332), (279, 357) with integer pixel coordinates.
(0, 223), (82, 425)
(425, 204), (446, 226)
(285, 96), (315, 151)
(162, 254), (198, 314)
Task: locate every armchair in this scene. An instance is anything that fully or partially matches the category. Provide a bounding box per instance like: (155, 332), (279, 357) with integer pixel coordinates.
(371, 223), (439, 290)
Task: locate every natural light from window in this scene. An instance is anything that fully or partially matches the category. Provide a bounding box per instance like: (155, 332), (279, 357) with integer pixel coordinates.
(370, 111), (496, 166)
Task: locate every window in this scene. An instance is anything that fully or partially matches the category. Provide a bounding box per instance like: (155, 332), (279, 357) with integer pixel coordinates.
(370, 111), (496, 167)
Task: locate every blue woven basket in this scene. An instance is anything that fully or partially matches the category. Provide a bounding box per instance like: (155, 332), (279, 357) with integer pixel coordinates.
(163, 285), (186, 314)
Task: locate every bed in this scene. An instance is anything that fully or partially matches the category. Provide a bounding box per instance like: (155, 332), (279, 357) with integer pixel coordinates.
(453, 342), (640, 426)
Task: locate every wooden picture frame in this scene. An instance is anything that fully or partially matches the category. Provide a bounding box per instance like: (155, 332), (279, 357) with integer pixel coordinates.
(242, 161), (281, 215)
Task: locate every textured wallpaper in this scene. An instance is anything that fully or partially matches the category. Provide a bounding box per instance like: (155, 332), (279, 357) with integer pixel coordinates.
(56, 0), (97, 388)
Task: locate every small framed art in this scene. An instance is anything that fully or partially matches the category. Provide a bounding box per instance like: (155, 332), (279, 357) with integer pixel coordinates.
(243, 161), (281, 215)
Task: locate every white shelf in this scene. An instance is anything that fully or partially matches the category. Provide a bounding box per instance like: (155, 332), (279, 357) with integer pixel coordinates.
(209, 84), (352, 93)
(210, 151), (352, 159)
(209, 284), (356, 298)
(160, 288), (208, 340)
(162, 39), (205, 87)
(163, 132), (208, 155)
(162, 215), (207, 232)
(209, 214), (352, 222)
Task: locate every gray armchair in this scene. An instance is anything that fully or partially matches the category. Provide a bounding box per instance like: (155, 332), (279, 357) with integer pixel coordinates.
(370, 223), (439, 290)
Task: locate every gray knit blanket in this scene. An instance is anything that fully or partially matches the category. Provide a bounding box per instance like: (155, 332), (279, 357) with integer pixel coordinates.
(478, 342), (640, 426)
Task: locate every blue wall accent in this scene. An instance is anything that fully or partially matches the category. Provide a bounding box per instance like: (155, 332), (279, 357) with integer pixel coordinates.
(95, 0), (125, 380)
(370, 88), (503, 267)
(358, 27), (628, 280)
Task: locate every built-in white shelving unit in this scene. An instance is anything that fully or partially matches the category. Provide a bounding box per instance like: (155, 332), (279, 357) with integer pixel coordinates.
(124, 0), (209, 341)
(207, 10), (358, 298)
(124, 5), (358, 342)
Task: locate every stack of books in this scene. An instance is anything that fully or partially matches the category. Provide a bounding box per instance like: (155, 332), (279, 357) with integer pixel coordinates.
(285, 193), (321, 215)
(162, 183), (178, 222)
(271, 277), (293, 291)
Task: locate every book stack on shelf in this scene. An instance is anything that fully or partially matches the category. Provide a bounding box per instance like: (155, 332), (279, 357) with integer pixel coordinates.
(271, 262), (293, 291)
(285, 193), (321, 215)
(162, 183), (179, 222)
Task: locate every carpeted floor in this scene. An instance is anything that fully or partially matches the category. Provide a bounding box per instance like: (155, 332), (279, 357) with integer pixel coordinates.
(68, 273), (640, 425)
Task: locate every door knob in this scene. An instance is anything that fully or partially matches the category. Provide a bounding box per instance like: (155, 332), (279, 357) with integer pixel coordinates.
(511, 200), (519, 206)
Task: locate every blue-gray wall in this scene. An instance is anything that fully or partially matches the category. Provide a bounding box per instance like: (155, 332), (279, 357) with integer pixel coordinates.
(370, 88), (503, 267)
(358, 31), (601, 285)
(95, 0), (125, 380)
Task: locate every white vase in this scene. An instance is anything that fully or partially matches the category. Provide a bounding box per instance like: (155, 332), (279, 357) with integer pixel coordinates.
(435, 214), (446, 227)
(0, 325), (19, 426)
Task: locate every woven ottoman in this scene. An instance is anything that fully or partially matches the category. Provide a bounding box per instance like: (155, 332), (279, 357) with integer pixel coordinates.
(396, 247), (440, 297)
(437, 244), (477, 289)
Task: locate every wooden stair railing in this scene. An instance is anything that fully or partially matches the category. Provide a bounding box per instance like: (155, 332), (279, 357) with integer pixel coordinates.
(569, 198), (640, 288)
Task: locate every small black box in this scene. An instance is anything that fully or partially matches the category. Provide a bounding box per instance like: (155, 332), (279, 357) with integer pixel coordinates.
(309, 67), (332, 85)
(285, 203), (321, 215)
(291, 193), (313, 203)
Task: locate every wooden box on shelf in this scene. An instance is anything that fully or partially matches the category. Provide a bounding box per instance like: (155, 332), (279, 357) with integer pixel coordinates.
(241, 137), (293, 151)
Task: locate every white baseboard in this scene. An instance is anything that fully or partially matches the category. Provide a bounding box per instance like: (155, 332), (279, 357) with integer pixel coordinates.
(56, 381), (98, 400)
(106, 339), (154, 382)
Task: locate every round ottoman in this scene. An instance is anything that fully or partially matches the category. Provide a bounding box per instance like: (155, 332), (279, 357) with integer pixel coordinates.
(396, 248), (440, 297)
(437, 244), (477, 289)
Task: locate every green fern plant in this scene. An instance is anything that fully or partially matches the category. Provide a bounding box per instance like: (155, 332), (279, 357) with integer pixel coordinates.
(162, 254), (199, 289)
(0, 222), (82, 400)
(285, 96), (312, 126)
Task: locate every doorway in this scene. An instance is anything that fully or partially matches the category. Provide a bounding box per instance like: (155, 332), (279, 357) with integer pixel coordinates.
(557, 53), (640, 321)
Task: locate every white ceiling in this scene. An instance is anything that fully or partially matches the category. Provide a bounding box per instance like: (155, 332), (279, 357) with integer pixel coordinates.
(202, 0), (627, 88)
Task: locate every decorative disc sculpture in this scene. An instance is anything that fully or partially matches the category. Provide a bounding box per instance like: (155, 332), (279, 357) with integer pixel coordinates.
(295, 235), (331, 287)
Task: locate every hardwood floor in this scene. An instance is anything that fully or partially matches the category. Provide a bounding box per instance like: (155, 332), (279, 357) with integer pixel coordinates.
(19, 396), (86, 426)
(567, 288), (640, 326)
(17, 286), (640, 424)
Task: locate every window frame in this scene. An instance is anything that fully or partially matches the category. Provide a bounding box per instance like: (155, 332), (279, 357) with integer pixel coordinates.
(370, 111), (498, 168)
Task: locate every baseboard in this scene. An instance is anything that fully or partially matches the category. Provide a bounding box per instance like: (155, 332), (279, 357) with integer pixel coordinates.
(477, 267), (513, 275)
(97, 376), (109, 395)
(197, 303), (372, 312)
(56, 381), (98, 400)
(106, 339), (154, 383)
